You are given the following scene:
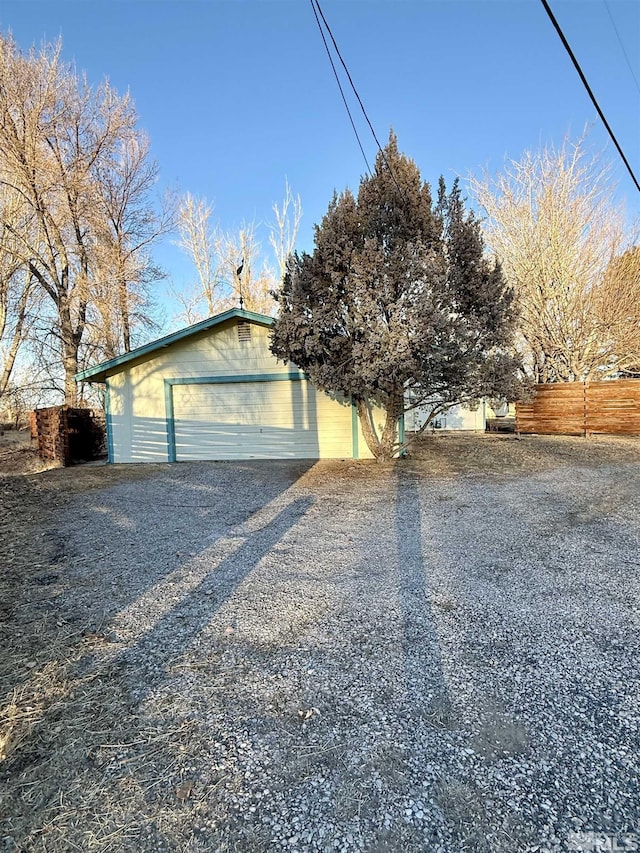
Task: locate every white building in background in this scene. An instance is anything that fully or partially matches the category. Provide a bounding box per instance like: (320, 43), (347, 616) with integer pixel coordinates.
(405, 398), (510, 432)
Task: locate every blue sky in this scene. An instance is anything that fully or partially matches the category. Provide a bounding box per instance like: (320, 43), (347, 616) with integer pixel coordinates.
(2, 0), (639, 325)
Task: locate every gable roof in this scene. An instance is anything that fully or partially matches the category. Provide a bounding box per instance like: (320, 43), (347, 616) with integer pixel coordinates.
(75, 308), (275, 383)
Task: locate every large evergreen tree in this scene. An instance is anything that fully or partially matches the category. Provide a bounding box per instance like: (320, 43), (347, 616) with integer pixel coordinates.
(271, 134), (523, 461)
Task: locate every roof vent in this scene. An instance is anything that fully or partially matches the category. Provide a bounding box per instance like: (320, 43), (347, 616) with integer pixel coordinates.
(237, 321), (252, 343)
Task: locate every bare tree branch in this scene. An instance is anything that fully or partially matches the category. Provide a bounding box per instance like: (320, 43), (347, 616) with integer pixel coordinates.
(470, 135), (639, 382)
(269, 179), (302, 283)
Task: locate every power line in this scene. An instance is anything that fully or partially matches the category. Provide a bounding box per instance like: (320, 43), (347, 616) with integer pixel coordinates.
(603, 0), (640, 97)
(309, 0), (372, 176)
(310, 0), (406, 199)
(313, 0), (404, 196)
(540, 0), (640, 193)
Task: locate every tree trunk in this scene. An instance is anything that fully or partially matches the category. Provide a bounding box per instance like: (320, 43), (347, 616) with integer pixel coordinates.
(63, 344), (79, 406)
(379, 390), (403, 461)
(356, 399), (380, 458)
(59, 299), (82, 406)
(119, 272), (131, 352)
(0, 280), (31, 398)
(356, 391), (403, 462)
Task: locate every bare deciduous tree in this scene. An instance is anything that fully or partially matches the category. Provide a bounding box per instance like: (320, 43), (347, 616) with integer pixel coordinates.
(470, 137), (640, 382)
(220, 222), (275, 315)
(176, 185), (300, 322)
(175, 193), (227, 322)
(0, 34), (165, 403)
(92, 132), (173, 355)
(269, 179), (302, 282)
(0, 186), (38, 399)
(594, 246), (640, 376)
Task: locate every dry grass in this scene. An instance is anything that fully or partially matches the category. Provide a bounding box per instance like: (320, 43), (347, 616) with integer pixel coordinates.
(405, 431), (640, 476)
(0, 429), (53, 476)
(0, 446), (172, 850)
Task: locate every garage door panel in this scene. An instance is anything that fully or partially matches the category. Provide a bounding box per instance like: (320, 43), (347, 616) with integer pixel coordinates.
(176, 407), (313, 427)
(172, 380), (353, 460)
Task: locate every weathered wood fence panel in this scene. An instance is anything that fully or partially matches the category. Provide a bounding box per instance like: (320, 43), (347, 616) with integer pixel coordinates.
(516, 379), (640, 436)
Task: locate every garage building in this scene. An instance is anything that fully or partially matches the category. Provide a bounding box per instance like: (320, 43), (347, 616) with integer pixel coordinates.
(75, 308), (376, 463)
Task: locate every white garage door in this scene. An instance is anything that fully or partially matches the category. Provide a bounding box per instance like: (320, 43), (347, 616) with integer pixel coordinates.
(171, 379), (354, 461)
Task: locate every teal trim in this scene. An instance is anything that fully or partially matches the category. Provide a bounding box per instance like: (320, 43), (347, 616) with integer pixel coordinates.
(398, 412), (406, 458)
(74, 308), (275, 383)
(164, 371), (308, 462)
(164, 381), (176, 463)
(351, 402), (359, 459)
(104, 379), (114, 464)
(166, 371), (305, 387)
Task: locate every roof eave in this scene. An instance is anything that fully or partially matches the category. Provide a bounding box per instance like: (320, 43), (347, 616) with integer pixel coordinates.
(74, 308), (275, 383)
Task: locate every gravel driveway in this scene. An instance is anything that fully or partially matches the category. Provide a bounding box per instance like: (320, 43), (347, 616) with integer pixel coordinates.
(2, 436), (640, 852)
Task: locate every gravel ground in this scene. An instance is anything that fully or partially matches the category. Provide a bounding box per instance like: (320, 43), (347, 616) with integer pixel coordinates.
(1, 434), (640, 852)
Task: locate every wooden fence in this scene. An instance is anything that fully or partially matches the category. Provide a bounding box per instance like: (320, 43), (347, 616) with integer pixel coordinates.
(32, 406), (106, 465)
(516, 379), (640, 436)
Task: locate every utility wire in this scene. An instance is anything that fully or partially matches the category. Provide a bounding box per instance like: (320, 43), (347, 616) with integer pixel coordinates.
(309, 0), (372, 175)
(311, 0), (405, 198)
(310, 0), (407, 201)
(603, 0), (640, 97)
(540, 0), (640, 193)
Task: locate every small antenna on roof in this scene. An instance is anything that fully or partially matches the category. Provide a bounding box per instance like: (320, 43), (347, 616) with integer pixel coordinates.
(236, 258), (244, 310)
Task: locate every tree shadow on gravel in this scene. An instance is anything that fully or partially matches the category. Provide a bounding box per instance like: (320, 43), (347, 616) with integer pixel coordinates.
(394, 469), (453, 729)
(383, 468), (470, 850)
(393, 467), (531, 852)
(113, 493), (315, 700)
(0, 462), (315, 844)
(0, 462), (314, 703)
(395, 457), (640, 851)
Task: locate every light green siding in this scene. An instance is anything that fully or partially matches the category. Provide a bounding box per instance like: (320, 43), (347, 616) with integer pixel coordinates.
(172, 378), (353, 461)
(106, 318), (371, 462)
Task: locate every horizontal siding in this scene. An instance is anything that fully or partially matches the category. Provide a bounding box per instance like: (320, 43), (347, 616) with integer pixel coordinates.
(130, 417), (170, 461)
(104, 317), (375, 462)
(407, 400), (486, 431)
(107, 373), (132, 463)
(142, 322), (284, 375)
(107, 319), (304, 462)
(173, 380), (353, 461)
(153, 360), (291, 377)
